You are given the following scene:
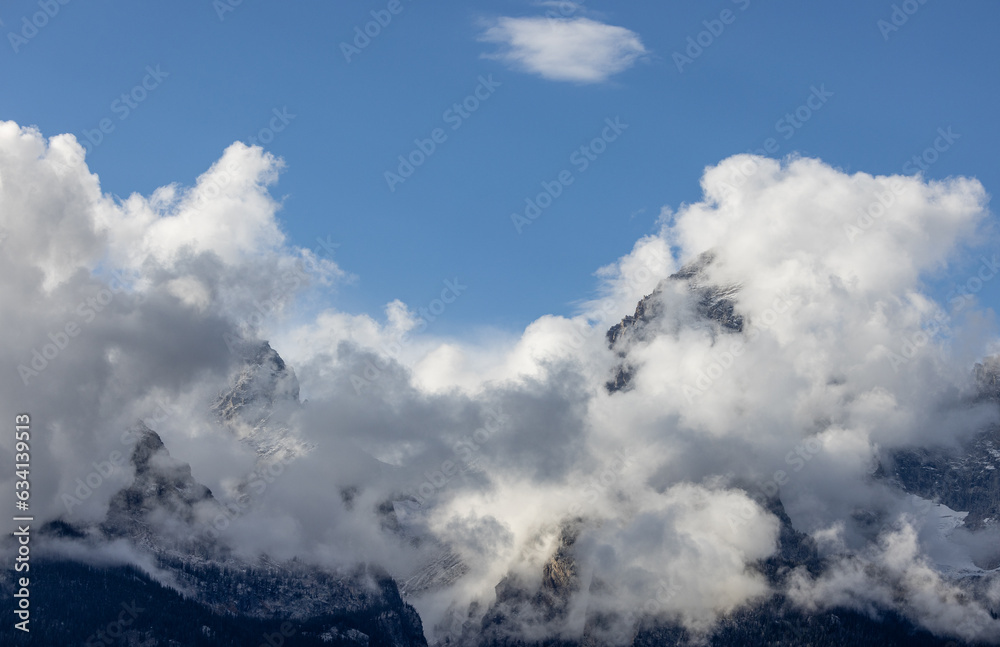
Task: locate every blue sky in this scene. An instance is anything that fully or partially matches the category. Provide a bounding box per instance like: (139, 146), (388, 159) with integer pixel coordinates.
(2, 0), (998, 336)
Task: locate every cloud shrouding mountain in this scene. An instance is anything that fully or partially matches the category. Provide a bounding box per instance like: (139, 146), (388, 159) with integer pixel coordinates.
(1, 121), (998, 644)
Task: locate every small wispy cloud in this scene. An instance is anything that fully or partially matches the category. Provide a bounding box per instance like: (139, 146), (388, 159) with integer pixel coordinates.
(479, 16), (647, 83)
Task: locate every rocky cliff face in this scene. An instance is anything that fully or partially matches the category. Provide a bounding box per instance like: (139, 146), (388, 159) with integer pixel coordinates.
(886, 357), (1000, 535)
(100, 421), (218, 551)
(213, 341), (300, 425)
(470, 522), (583, 646)
(11, 310), (999, 646)
(606, 252), (743, 392)
(454, 257), (999, 647)
(213, 340), (310, 464)
(457, 498), (966, 647)
(975, 356), (1000, 402)
(24, 340), (428, 647)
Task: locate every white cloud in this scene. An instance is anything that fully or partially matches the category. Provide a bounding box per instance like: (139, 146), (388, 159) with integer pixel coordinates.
(789, 522), (1000, 643)
(2, 118), (998, 644)
(480, 16), (647, 83)
(100, 141), (288, 271)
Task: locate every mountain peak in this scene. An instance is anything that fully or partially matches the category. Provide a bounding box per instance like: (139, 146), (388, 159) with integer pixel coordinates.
(213, 340), (300, 422)
(101, 421), (215, 542)
(975, 355), (1000, 402)
(605, 251), (743, 392)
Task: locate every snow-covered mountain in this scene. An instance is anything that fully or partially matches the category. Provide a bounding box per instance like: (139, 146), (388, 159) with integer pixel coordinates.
(2, 341), (427, 647)
(4, 262), (999, 646)
(443, 253), (1000, 647)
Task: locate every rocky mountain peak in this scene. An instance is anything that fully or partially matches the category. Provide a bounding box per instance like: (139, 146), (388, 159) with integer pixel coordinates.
(213, 340), (300, 422)
(129, 421), (167, 470)
(606, 251), (743, 392)
(975, 355), (1000, 403)
(211, 340), (311, 465)
(101, 422), (216, 542)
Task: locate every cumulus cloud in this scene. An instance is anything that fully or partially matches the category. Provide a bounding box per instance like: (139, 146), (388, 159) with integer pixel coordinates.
(579, 483), (780, 634)
(479, 16), (647, 83)
(789, 522), (1000, 643)
(0, 121), (345, 524)
(1, 120), (998, 644)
